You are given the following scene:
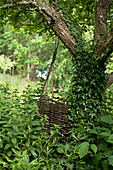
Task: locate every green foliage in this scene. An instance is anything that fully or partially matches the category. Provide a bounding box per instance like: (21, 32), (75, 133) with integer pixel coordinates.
(0, 25), (42, 77)
(0, 85), (59, 169)
(3, 84), (113, 169)
(67, 39), (108, 130)
(0, 84), (87, 170)
(0, 74), (37, 93)
(0, 54), (13, 72)
(0, 1), (113, 170)
(88, 115), (113, 169)
(0, 24), (72, 90)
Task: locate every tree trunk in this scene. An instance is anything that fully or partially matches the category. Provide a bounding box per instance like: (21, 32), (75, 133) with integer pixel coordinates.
(3, 70), (6, 76)
(30, 64), (37, 81)
(27, 51), (30, 80)
(94, 0), (110, 41)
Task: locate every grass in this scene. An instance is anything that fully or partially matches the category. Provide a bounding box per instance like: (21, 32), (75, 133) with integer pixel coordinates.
(0, 74), (37, 93)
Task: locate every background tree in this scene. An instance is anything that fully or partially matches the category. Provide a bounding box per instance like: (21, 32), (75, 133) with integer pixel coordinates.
(0, 23), (72, 94)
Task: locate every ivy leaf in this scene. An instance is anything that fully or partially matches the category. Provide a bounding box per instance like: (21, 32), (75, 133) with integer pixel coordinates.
(78, 142), (89, 159)
(91, 144), (97, 154)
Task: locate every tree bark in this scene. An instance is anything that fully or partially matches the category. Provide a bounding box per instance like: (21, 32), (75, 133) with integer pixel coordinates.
(94, 26), (113, 57)
(93, 0), (113, 88)
(94, 0), (112, 58)
(94, 0), (110, 41)
(106, 72), (113, 88)
(38, 2), (77, 57)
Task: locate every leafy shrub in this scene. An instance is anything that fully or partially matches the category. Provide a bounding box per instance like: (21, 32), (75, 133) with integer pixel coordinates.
(0, 85), (56, 169)
(0, 84), (80, 170)
(1, 84), (113, 170)
(69, 114), (113, 170)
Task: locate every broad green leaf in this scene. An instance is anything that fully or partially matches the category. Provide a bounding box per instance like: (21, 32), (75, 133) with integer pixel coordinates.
(4, 144), (11, 150)
(108, 155), (113, 166)
(104, 149), (113, 157)
(12, 148), (21, 157)
(91, 144), (97, 154)
(78, 142), (89, 159)
(26, 140), (30, 147)
(12, 125), (18, 132)
(22, 150), (27, 157)
(0, 142), (3, 148)
(47, 0), (49, 4)
(65, 143), (70, 151)
(57, 148), (64, 153)
(99, 132), (110, 137)
(7, 151), (12, 157)
(108, 134), (113, 144)
(101, 116), (113, 124)
(0, 157), (4, 164)
(102, 160), (109, 170)
(30, 149), (38, 157)
(11, 138), (17, 144)
(89, 129), (98, 134)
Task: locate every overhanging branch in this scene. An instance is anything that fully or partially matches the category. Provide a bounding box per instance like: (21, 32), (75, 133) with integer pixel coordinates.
(0, 1), (31, 9)
(0, 0), (77, 57)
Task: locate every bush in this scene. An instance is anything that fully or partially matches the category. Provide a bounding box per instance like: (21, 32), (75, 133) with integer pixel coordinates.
(1, 84), (113, 170)
(0, 85), (79, 170)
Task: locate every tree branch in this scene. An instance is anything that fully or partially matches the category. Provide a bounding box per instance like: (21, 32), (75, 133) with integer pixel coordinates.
(0, 1), (31, 9)
(0, 0), (77, 57)
(94, 26), (113, 57)
(37, 2), (77, 57)
(106, 72), (113, 88)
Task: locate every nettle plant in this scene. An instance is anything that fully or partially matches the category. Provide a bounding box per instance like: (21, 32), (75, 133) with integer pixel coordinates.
(0, 85), (62, 169)
(0, 84), (88, 170)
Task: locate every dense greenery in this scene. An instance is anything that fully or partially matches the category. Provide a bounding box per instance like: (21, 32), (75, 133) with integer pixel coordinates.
(1, 85), (113, 169)
(0, 0), (113, 169)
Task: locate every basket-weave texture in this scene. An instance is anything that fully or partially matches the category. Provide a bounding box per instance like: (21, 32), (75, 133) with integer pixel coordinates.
(38, 97), (70, 136)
